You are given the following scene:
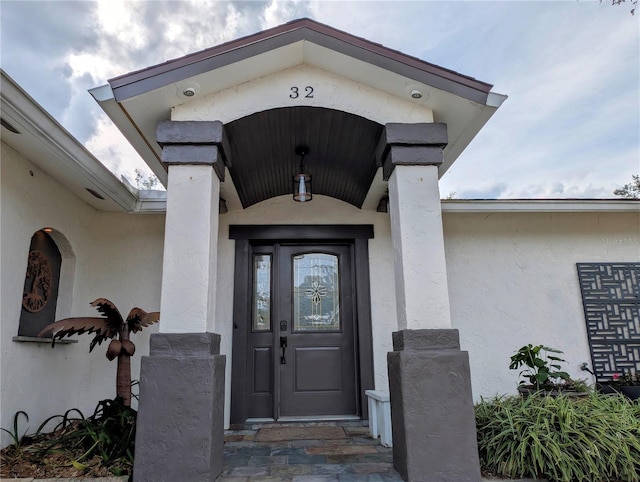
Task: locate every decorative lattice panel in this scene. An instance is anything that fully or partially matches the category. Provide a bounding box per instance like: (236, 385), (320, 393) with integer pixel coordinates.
(577, 263), (640, 381)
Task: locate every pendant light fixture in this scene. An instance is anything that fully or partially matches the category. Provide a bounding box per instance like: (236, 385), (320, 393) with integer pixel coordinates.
(293, 145), (312, 202)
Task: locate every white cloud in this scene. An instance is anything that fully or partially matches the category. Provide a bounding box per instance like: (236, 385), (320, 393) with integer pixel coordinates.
(438, 3), (638, 198)
(262, 0), (311, 29)
(2, 1), (637, 199)
(84, 114), (154, 184)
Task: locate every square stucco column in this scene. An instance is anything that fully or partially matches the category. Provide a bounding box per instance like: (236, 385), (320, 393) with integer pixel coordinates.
(388, 330), (480, 482)
(134, 333), (226, 482)
(377, 124), (480, 481)
(160, 163), (219, 332)
(157, 120), (230, 333)
(388, 164), (451, 330)
(133, 121), (230, 482)
(377, 122), (451, 330)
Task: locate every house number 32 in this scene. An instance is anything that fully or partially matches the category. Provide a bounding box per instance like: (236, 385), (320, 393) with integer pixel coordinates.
(290, 86), (314, 99)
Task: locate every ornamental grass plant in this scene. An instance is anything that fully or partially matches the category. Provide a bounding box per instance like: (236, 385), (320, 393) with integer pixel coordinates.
(475, 392), (640, 482)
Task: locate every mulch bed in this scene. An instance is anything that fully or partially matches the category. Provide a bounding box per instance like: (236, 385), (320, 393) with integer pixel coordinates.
(0, 422), (130, 479)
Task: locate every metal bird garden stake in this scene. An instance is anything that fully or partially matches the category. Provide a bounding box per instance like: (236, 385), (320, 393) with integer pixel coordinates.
(38, 298), (160, 407)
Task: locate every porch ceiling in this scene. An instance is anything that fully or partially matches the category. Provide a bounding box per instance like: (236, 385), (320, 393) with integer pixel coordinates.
(226, 107), (382, 208)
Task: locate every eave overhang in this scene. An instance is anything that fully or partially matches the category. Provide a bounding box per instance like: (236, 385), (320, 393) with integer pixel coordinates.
(91, 18), (507, 205)
(1, 70), (141, 212)
(441, 199), (640, 213)
(108, 18), (493, 104)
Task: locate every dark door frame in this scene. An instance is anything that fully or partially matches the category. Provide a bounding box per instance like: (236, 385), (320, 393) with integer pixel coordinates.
(229, 225), (375, 426)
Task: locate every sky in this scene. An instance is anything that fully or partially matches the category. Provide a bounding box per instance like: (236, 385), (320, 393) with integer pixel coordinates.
(1, 0), (638, 199)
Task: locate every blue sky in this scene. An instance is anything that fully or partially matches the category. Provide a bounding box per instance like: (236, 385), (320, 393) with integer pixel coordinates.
(1, 0), (638, 198)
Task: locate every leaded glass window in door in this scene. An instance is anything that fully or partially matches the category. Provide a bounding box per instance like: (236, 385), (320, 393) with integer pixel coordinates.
(293, 253), (340, 332)
(252, 254), (271, 331)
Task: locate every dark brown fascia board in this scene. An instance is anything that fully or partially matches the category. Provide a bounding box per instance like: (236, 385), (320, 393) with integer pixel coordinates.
(229, 224), (374, 240)
(108, 18), (493, 105)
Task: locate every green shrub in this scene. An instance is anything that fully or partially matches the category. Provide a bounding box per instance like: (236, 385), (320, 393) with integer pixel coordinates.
(509, 344), (572, 390)
(475, 393), (640, 481)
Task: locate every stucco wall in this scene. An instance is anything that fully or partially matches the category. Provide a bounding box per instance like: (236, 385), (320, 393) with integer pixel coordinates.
(0, 142), (164, 447)
(443, 211), (640, 399)
(3, 140), (639, 441)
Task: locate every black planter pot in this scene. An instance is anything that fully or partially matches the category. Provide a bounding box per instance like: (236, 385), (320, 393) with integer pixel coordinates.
(596, 383), (621, 395)
(620, 385), (640, 401)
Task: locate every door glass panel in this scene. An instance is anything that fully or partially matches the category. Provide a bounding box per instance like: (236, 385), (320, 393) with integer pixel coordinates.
(293, 253), (340, 332)
(253, 254), (271, 331)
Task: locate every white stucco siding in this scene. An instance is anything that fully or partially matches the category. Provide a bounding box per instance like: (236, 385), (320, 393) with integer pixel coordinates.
(4, 135), (638, 439)
(443, 212), (640, 400)
(388, 165), (451, 330)
(160, 165), (220, 333)
(171, 64), (434, 125)
(1, 142), (164, 447)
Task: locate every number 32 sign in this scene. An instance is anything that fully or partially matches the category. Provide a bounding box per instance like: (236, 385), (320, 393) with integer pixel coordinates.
(290, 86), (314, 99)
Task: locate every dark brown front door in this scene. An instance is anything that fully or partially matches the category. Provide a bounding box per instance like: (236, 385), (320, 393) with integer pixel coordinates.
(245, 243), (357, 420)
(278, 245), (356, 417)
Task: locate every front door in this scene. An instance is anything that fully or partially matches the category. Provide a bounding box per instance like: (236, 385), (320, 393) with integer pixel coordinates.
(245, 243), (357, 420)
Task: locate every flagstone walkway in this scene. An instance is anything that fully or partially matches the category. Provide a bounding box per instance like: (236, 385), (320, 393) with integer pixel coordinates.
(217, 422), (403, 481)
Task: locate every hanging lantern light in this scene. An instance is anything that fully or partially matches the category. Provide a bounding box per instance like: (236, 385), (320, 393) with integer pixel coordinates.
(293, 145), (312, 202)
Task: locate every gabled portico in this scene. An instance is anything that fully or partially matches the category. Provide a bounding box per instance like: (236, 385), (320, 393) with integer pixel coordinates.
(91, 18), (505, 481)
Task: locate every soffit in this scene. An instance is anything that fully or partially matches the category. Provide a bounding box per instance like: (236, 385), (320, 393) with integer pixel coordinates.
(1, 71), (137, 212)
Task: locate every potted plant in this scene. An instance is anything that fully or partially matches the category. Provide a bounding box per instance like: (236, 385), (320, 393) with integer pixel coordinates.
(509, 344), (589, 397)
(596, 369), (640, 400)
(596, 378), (621, 395)
(612, 371), (640, 401)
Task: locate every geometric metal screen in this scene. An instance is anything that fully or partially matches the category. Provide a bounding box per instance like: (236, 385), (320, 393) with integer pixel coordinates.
(576, 263), (640, 382)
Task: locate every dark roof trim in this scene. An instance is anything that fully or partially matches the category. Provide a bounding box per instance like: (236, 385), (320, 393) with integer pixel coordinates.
(229, 224), (374, 240)
(109, 18), (493, 105)
(445, 198), (639, 202)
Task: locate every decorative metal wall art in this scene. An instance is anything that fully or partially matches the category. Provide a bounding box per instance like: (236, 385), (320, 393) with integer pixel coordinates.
(18, 230), (62, 337)
(577, 263), (640, 381)
(22, 249), (53, 313)
(38, 298), (160, 407)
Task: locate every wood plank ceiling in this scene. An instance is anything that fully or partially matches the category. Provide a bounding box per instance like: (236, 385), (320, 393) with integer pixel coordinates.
(225, 106), (383, 208)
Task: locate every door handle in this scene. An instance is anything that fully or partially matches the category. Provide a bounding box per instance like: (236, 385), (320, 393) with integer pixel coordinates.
(280, 336), (288, 364)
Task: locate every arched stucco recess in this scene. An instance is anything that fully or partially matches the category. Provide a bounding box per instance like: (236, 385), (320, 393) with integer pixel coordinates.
(172, 64), (435, 126)
(41, 228), (76, 320)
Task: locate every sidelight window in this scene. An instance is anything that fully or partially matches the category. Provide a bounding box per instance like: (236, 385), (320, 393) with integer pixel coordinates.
(252, 254), (272, 331)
